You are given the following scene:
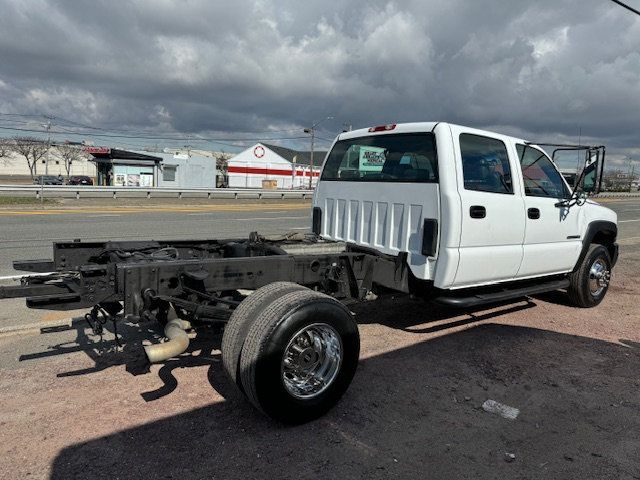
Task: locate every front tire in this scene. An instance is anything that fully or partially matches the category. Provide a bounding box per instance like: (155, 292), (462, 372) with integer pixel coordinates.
(239, 289), (360, 424)
(568, 244), (612, 307)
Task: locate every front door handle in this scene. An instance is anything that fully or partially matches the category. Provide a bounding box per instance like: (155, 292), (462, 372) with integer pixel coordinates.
(469, 205), (486, 219)
(528, 208), (540, 219)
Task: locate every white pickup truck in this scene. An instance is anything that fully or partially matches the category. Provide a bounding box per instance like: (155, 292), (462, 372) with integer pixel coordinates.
(314, 122), (618, 308)
(0, 121), (618, 424)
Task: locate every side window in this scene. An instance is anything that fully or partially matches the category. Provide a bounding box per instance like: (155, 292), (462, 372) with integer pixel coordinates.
(516, 145), (568, 198)
(163, 166), (177, 182)
(460, 134), (513, 194)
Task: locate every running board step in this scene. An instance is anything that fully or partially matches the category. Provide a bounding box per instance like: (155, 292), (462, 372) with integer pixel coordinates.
(433, 278), (570, 309)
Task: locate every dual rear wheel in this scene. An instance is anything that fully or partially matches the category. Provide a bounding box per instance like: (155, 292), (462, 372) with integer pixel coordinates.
(222, 283), (360, 424)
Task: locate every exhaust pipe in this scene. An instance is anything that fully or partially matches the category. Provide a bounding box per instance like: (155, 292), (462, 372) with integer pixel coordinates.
(144, 307), (191, 363)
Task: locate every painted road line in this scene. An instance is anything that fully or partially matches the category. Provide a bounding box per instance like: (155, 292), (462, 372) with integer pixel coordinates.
(619, 219), (640, 223)
(618, 236), (640, 246)
(237, 216), (309, 221)
(0, 203), (310, 216)
(0, 272), (56, 282)
(290, 227), (311, 230)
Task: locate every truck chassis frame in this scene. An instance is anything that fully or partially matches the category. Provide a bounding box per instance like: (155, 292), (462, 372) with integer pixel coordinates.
(1, 233), (411, 326)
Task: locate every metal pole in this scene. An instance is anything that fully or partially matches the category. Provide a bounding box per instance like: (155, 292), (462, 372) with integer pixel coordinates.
(309, 130), (314, 189)
(629, 160), (635, 193)
(304, 116), (332, 189)
(575, 127), (582, 174)
(45, 118), (51, 175)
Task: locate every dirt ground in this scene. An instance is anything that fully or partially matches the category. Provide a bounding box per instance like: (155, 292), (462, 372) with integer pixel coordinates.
(0, 249), (638, 479)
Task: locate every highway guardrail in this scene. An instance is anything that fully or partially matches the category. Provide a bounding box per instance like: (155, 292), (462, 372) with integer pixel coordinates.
(0, 185), (314, 200)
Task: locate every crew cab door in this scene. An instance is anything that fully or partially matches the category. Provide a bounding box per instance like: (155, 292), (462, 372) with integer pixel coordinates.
(451, 126), (526, 287)
(513, 144), (582, 278)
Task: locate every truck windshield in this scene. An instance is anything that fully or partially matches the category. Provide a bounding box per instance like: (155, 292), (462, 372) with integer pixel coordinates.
(321, 133), (438, 183)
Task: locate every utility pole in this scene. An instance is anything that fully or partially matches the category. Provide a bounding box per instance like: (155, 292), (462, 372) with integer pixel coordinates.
(44, 116), (53, 175)
(575, 127), (582, 174)
(304, 116), (333, 189)
(308, 130), (314, 189)
(628, 158), (636, 193)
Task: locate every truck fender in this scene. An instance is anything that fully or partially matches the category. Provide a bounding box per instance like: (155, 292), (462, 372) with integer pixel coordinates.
(572, 221), (618, 272)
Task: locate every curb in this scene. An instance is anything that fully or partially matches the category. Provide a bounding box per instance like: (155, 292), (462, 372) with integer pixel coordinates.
(594, 193), (640, 198)
(0, 316), (83, 338)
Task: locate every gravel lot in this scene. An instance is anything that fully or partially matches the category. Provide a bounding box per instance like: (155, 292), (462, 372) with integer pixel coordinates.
(0, 198), (638, 480)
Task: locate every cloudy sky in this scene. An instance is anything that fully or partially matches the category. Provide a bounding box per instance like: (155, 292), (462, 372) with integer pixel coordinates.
(0, 0), (638, 165)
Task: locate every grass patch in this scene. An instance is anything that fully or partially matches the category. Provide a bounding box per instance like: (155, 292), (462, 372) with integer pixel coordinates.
(0, 196), (58, 205)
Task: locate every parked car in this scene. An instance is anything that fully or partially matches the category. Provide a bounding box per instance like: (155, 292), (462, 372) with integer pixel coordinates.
(66, 175), (94, 186)
(33, 175), (63, 185)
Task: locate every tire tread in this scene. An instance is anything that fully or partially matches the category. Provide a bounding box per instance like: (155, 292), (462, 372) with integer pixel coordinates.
(567, 243), (611, 308)
(240, 289), (334, 412)
(222, 282), (306, 389)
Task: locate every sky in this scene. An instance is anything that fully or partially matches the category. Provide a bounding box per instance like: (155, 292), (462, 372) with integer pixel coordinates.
(0, 0), (639, 168)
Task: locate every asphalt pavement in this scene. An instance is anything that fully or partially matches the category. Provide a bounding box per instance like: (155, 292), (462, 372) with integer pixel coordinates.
(0, 201), (311, 330)
(0, 202), (312, 277)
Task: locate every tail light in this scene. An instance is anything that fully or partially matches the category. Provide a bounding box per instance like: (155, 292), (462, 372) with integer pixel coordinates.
(368, 124), (396, 133)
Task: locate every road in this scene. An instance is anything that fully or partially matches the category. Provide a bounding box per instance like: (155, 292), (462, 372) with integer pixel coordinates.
(0, 197), (638, 479)
(0, 201), (311, 329)
(0, 202), (312, 277)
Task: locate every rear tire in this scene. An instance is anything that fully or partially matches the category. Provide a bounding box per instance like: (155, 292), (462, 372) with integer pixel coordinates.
(567, 244), (612, 307)
(239, 289), (360, 424)
(222, 282), (307, 391)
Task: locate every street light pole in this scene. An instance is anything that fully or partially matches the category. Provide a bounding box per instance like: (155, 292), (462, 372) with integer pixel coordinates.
(309, 130), (315, 189)
(44, 117), (52, 175)
(304, 116), (333, 189)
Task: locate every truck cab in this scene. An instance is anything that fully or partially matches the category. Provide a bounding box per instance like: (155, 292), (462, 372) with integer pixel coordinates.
(313, 122), (618, 305)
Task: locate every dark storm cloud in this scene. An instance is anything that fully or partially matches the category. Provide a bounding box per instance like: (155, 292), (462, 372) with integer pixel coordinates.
(0, 0), (638, 162)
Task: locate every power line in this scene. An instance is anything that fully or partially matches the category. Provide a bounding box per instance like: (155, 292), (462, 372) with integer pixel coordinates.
(610, 0), (640, 16)
(0, 111), (306, 139)
(0, 123), (309, 144)
(315, 136), (337, 143)
(0, 112), (342, 152)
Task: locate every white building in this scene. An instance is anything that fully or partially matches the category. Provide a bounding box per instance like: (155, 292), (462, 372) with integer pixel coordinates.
(227, 143), (326, 189)
(0, 145), (96, 182)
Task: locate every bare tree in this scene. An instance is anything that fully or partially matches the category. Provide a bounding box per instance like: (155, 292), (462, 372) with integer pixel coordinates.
(0, 139), (10, 166)
(11, 137), (48, 179)
(56, 144), (85, 177)
(213, 151), (232, 187)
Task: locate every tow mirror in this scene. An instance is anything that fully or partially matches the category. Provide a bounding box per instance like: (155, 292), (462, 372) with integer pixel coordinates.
(580, 151), (599, 193)
(552, 146), (605, 195)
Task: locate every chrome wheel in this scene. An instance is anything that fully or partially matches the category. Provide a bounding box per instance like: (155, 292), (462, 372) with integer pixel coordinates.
(588, 257), (610, 296)
(281, 323), (342, 399)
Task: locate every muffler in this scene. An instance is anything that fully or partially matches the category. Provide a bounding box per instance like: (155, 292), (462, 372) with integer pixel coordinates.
(144, 307), (191, 363)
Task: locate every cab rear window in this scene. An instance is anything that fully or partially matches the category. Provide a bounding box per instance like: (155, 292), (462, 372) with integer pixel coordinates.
(321, 133), (438, 183)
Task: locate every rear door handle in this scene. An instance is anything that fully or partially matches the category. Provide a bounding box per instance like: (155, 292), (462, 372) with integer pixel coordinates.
(469, 205), (486, 219)
(528, 208), (540, 219)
